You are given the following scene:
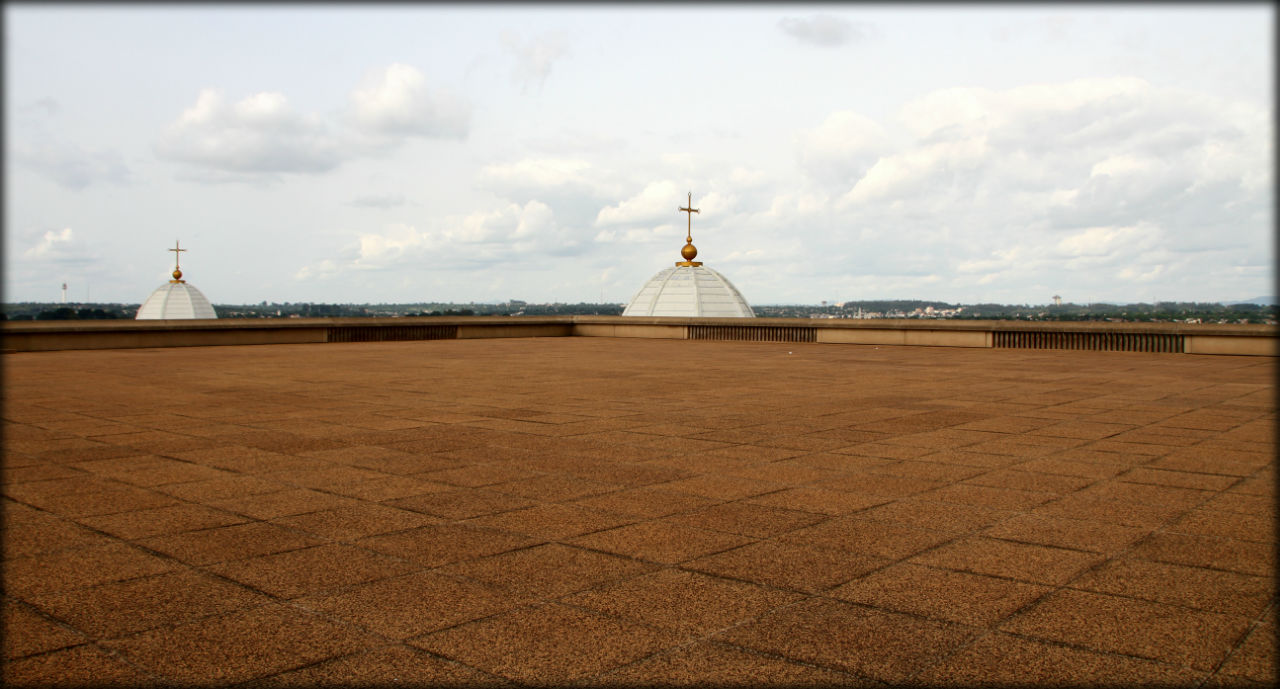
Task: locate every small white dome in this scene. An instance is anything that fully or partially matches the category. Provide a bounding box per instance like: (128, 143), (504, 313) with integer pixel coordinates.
(136, 282), (217, 319)
(622, 265), (754, 318)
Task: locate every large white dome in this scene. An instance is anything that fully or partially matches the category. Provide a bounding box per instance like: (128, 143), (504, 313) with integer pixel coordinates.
(622, 265), (754, 318)
(136, 282), (217, 320)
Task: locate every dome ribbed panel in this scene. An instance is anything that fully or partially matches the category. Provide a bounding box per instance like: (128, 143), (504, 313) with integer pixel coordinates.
(622, 266), (753, 318)
(135, 283), (218, 319)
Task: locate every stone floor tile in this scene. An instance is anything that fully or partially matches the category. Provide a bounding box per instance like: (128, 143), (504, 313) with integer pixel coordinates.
(439, 542), (654, 599)
(1070, 557), (1273, 617)
(714, 597), (978, 683)
(780, 514), (955, 560)
(810, 472), (947, 498)
(355, 523), (539, 568)
(155, 474), (291, 503)
(102, 602), (380, 684)
(136, 521), (321, 567)
(917, 631), (1208, 686)
(830, 562), (1052, 626)
(1213, 621), (1277, 685)
(915, 482), (1058, 511)
(723, 459), (841, 485)
(1167, 508), (1276, 543)
(1129, 532), (1275, 576)
(563, 568), (801, 634)
(854, 498), (1013, 535)
(1117, 466), (1241, 491)
(4, 541), (180, 597)
(207, 544), (417, 599)
(270, 502), (440, 541)
(299, 570), (522, 639)
(961, 467), (1096, 493)
(1031, 492), (1188, 529)
(568, 521), (754, 564)
(77, 503), (250, 540)
(207, 487), (363, 520)
(1001, 588), (1254, 670)
(684, 539), (888, 594)
(659, 474), (787, 501)
(596, 640), (870, 686)
(409, 602), (681, 685)
(571, 485), (716, 518)
(980, 512), (1149, 553)
(464, 502), (634, 540)
(246, 644), (507, 687)
(909, 536), (1104, 585)
(3, 598), (87, 659)
(25, 568), (271, 638)
(8, 483), (180, 519)
(2, 643), (162, 686)
(661, 501), (826, 539)
(743, 486), (891, 516)
(387, 487), (538, 520)
(2, 511), (111, 559)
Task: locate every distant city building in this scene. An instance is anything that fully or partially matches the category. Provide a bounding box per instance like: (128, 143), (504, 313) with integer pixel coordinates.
(622, 192), (754, 318)
(136, 241), (217, 320)
(1053, 295), (1062, 306)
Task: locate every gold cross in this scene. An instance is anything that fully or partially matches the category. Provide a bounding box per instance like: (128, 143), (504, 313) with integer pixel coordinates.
(168, 240), (186, 270)
(679, 192), (699, 243)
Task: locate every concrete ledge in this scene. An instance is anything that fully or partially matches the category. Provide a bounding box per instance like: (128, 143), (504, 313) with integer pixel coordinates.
(457, 324), (573, 339)
(1186, 334), (1280, 356)
(3, 316), (1275, 355)
(816, 328), (992, 347)
(574, 323), (687, 339)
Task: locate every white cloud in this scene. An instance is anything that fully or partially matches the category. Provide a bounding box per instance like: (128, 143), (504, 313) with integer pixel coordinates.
(154, 88), (345, 174)
(24, 227), (75, 259)
(155, 64), (469, 179)
(778, 15), (876, 47)
(798, 110), (889, 186)
(348, 63), (468, 140)
(595, 180), (682, 227)
(502, 31), (569, 94)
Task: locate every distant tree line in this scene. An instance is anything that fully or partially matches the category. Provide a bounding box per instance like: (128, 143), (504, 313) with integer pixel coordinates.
(2, 300), (1272, 323)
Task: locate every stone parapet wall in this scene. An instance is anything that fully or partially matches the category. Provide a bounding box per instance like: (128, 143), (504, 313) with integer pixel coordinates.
(2, 316), (1274, 356)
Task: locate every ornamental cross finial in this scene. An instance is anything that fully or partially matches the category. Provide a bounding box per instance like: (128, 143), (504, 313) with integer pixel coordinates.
(169, 240), (186, 270)
(678, 191), (700, 243)
(675, 191), (703, 267)
(168, 240), (188, 283)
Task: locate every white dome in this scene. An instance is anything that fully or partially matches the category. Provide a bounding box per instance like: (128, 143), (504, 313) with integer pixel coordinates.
(136, 282), (217, 319)
(622, 265), (754, 318)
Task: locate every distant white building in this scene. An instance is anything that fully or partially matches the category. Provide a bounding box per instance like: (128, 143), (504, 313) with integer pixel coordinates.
(622, 192), (754, 318)
(136, 241), (217, 320)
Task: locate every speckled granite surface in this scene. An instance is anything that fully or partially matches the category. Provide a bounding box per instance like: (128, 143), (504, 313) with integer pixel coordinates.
(3, 338), (1274, 686)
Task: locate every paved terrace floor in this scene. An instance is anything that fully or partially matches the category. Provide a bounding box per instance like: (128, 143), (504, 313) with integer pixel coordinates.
(2, 337), (1275, 687)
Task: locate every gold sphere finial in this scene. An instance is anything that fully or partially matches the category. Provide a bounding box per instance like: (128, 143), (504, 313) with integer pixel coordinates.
(172, 268), (183, 282)
(675, 191), (703, 266)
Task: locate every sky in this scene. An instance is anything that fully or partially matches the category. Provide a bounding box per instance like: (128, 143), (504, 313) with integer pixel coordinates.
(4, 3), (1274, 306)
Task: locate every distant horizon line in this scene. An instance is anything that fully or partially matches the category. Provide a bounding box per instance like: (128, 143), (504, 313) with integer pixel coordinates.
(6, 297), (1276, 308)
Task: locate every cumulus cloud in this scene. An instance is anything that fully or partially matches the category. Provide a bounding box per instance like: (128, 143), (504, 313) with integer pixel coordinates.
(295, 199), (585, 283)
(764, 75), (1271, 302)
(595, 180), (683, 227)
(502, 31), (568, 94)
(348, 63), (468, 140)
(154, 88), (345, 174)
(778, 15), (876, 47)
(155, 64), (470, 179)
(21, 227), (96, 265)
(798, 110), (889, 187)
